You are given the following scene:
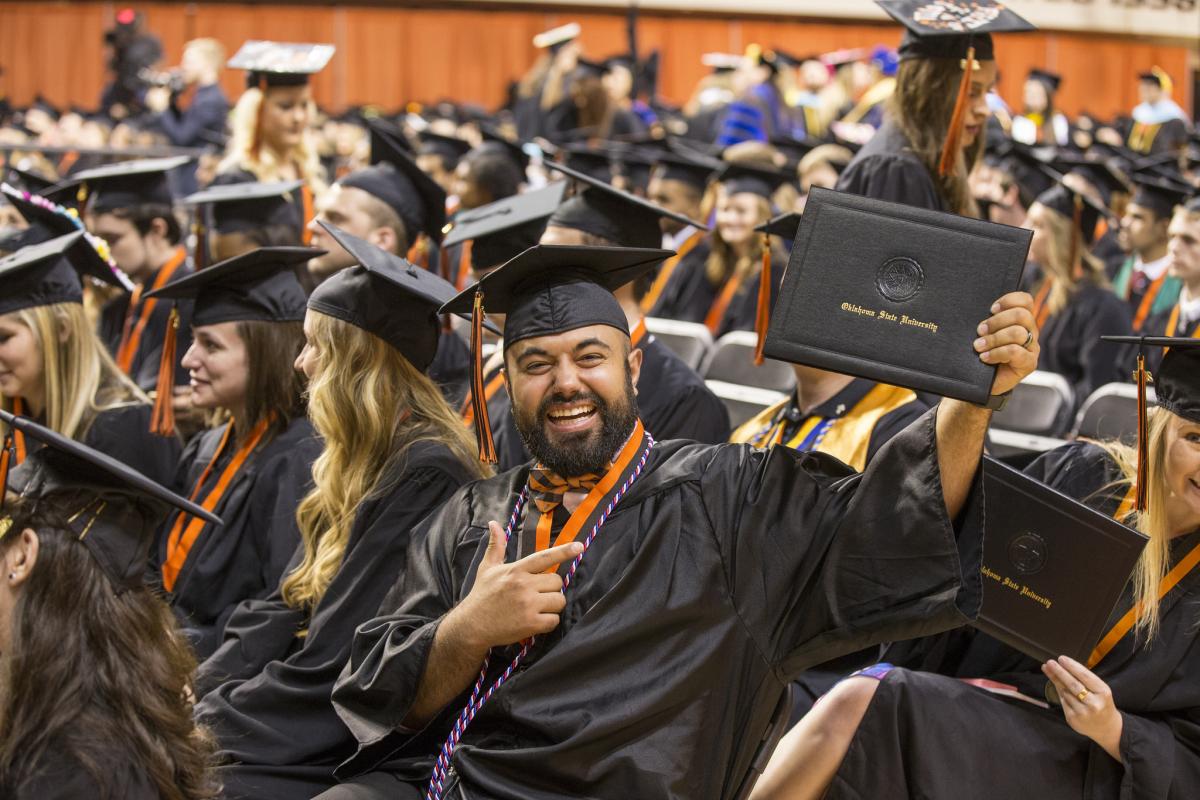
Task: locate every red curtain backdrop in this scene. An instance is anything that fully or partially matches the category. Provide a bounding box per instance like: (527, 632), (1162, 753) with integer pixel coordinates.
(0, 1), (1194, 122)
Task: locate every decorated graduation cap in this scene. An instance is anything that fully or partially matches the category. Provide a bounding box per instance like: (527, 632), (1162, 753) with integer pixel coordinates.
(0, 231), (128, 316)
(143, 246), (318, 436)
(67, 156), (192, 213)
(877, 0), (1034, 178)
(417, 130), (472, 167)
(307, 221), (489, 372)
(443, 181), (567, 273)
(546, 161), (709, 249)
(228, 40), (335, 89)
(0, 409), (220, 592)
(533, 22), (581, 53)
(718, 162), (791, 198)
(1098, 336), (1200, 513)
(441, 244), (672, 462)
(341, 120), (447, 245)
(1129, 173), (1193, 219)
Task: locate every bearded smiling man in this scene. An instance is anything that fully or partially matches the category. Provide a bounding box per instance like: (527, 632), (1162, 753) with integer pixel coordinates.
(318, 244), (1042, 800)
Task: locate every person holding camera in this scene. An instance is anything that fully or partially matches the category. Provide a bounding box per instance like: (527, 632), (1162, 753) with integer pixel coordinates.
(146, 39), (230, 194)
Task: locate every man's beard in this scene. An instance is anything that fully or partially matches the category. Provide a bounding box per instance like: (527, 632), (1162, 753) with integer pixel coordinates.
(514, 369), (639, 478)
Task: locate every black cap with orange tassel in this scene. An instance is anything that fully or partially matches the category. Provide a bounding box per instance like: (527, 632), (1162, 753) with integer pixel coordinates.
(1100, 336), (1200, 515)
(752, 212), (802, 366)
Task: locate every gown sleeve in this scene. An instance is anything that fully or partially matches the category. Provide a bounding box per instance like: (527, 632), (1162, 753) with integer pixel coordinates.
(1115, 706), (1200, 799)
(195, 467), (463, 768)
(698, 406), (985, 676)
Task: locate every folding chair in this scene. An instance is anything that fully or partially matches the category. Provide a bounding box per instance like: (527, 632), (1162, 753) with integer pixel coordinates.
(705, 380), (788, 429)
(644, 317), (714, 371)
(702, 331), (796, 394)
(1072, 382), (1156, 443)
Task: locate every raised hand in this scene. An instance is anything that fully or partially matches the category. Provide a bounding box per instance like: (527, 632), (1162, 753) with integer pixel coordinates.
(974, 291), (1040, 396)
(452, 521), (583, 650)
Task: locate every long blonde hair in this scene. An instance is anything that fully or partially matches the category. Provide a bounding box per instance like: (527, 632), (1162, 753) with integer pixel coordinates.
(705, 192), (778, 287)
(280, 312), (489, 612)
(218, 87), (326, 190)
(0, 303), (146, 440)
(1033, 202), (1108, 317)
(1094, 407), (1174, 640)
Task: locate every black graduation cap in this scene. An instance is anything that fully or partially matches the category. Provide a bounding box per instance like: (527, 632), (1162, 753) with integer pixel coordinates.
(182, 178), (305, 235)
(6, 166), (57, 195)
(1128, 173), (1193, 219)
(718, 162), (791, 199)
(1027, 68), (1062, 93)
(533, 22), (581, 53)
(650, 149), (721, 190)
(1, 184), (84, 242)
(1137, 68), (1169, 89)
(561, 143), (616, 183)
(1, 409), (220, 592)
(1051, 152), (1129, 205)
(146, 246), (315, 326)
(878, 0), (1036, 61)
(575, 57), (607, 80)
(755, 212), (803, 240)
(1098, 336), (1200, 511)
(341, 120), (447, 245)
(67, 156), (192, 213)
(545, 161), (710, 249)
(228, 40), (335, 89)
(479, 125), (531, 172)
(1037, 182), (1102, 244)
(770, 136), (819, 168)
(443, 181), (567, 272)
(417, 130), (472, 166)
(0, 231), (128, 317)
(307, 221), (484, 371)
(441, 244), (671, 461)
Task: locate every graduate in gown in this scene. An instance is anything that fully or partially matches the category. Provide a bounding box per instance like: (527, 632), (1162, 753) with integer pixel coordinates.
(1026, 182), (1132, 411)
(319, 242), (1041, 800)
(1134, 198), (1200, 371)
(0, 230), (180, 485)
(641, 149), (718, 321)
(1112, 174), (1192, 330)
(1125, 68), (1192, 157)
(146, 247), (324, 658)
(751, 340), (1200, 800)
(192, 223), (489, 800)
(837, 1), (1034, 217)
(484, 161), (730, 468)
(74, 157), (196, 391)
(0, 414), (220, 800)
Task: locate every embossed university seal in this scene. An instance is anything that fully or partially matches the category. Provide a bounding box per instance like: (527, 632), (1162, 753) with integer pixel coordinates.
(876, 257), (925, 303)
(1008, 532), (1048, 575)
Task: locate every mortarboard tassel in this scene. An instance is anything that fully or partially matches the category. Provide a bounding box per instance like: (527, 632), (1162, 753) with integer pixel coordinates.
(150, 309), (179, 437)
(192, 209), (208, 271)
(300, 185), (315, 246)
(753, 233), (771, 366)
(938, 46), (976, 179)
(0, 435), (14, 513)
(1134, 351), (1150, 513)
(470, 291), (498, 464)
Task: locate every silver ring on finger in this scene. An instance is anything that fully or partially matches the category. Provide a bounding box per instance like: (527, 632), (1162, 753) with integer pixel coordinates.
(1023, 330), (1034, 349)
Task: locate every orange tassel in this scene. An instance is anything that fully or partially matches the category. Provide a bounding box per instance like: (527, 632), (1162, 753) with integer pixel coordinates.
(300, 185), (315, 246)
(1134, 353), (1149, 513)
(938, 46), (976, 179)
(1069, 193), (1083, 277)
(150, 309), (179, 437)
(192, 209), (207, 271)
(470, 291), (498, 464)
(0, 435), (13, 512)
(754, 234), (771, 366)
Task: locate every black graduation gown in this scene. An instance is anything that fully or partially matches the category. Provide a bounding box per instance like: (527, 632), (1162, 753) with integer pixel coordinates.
(645, 236), (714, 322)
(1092, 228), (1128, 282)
(428, 331), (472, 409)
(83, 403), (181, 487)
(1037, 282), (1133, 413)
(98, 256), (194, 391)
(836, 120), (945, 212)
(831, 442), (1200, 800)
(489, 334), (732, 470)
(192, 441), (471, 800)
(330, 409), (986, 799)
(11, 742), (159, 799)
(155, 418), (322, 659)
(713, 267), (781, 340)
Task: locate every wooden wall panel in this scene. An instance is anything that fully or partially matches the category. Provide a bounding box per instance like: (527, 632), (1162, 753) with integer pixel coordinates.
(0, 2), (1193, 125)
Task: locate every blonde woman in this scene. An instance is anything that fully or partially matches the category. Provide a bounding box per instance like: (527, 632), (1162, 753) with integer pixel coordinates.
(1025, 184), (1132, 412)
(145, 247), (323, 659)
(750, 342), (1200, 800)
(193, 226), (487, 800)
(0, 230), (180, 485)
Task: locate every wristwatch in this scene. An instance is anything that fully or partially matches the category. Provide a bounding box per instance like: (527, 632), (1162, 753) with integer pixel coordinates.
(980, 391), (1012, 412)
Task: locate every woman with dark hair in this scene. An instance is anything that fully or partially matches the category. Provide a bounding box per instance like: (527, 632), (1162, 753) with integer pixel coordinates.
(191, 225), (487, 799)
(144, 246), (324, 658)
(837, 1), (1034, 216)
(0, 415), (219, 800)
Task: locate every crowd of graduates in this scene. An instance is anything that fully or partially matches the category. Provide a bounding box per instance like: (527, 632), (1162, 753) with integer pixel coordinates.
(1, 1), (1199, 798)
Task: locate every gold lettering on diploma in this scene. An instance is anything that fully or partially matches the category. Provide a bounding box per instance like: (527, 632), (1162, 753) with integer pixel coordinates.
(981, 565), (1053, 610)
(839, 302), (939, 333)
